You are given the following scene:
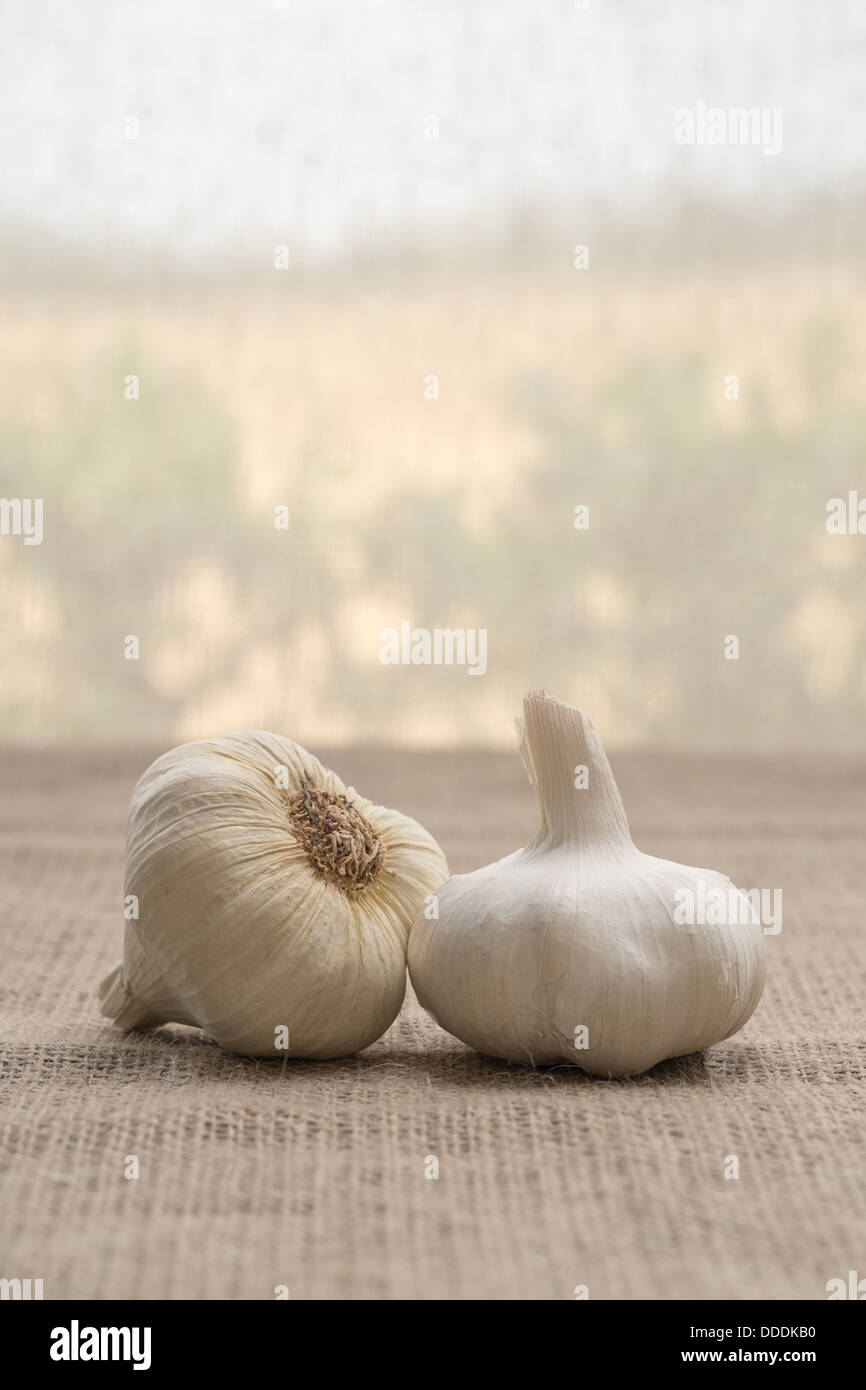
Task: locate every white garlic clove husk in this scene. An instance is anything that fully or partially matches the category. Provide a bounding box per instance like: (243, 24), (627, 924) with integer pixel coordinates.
(408, 692), (766, 1078)
(99, 732), (448, 1058)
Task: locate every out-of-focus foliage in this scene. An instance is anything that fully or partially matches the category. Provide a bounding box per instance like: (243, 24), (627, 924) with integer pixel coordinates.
(1, 269), (863, 749)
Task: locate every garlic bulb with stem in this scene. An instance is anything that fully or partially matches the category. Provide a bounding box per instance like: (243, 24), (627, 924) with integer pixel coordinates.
(408, 692), (765, 1078)
(99, 732), (448, 1058)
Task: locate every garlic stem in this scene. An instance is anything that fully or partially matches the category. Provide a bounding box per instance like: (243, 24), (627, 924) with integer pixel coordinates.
(521, 691), (632, 852)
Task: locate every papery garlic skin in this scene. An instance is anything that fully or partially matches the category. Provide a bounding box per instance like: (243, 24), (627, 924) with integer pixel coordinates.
(99, 732), (448, 1058)
(408, 693), (765, 1078)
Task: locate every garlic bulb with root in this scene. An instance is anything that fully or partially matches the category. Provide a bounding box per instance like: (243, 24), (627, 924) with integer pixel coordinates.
(99, 732), (448, 1058)
(408, 692), (765, 1078)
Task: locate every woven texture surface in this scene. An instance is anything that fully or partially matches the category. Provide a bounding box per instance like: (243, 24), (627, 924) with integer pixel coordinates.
(1, 743), (863, 1301)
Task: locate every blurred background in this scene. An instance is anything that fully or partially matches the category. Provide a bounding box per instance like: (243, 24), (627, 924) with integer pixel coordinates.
(1, 0), (864, 750)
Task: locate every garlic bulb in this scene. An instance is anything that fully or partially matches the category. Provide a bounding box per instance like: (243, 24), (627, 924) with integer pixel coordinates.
(99, 732), (448, 1058)
(408, 693), (765, 1077)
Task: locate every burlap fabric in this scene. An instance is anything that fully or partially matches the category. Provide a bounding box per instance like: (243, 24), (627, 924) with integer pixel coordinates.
(1, 744), (862, 1300)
